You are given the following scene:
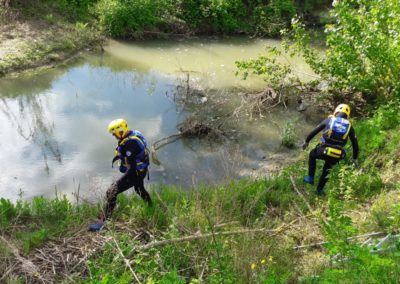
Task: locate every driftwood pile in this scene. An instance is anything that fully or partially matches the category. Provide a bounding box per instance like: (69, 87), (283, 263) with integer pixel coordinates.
(151, 115), (226, 165)
(1, 233), (107, 283)
(231, 87), (288, 120)
(0, 224), (152, 283)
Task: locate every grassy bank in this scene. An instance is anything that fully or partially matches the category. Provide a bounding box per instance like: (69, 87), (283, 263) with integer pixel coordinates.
(0, 0), (332, 77)
(1, 102), (399, 283)
(0, 1), (104, 77)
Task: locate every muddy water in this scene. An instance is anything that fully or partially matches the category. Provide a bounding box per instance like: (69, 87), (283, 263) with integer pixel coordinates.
(0, 37), (317, 201)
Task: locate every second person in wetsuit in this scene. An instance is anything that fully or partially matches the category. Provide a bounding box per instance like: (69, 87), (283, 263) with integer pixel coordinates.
(302, 104), (359, 195)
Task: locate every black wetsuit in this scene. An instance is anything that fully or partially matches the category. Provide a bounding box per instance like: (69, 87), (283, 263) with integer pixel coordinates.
(104, 137), (152, 219)
(305, 113), (359, 193)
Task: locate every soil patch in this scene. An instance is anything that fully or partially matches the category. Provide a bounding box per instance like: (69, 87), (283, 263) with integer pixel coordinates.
(0, 16), (104, 76)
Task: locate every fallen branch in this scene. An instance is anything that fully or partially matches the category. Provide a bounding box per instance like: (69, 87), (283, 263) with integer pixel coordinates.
(132, 218), (298, 254)
(152, 133), (182, 152)
(0, 235), (46, 283)
(151, 133), (182, 165)
(293, 231), (386, 250)
(0, 263), (17, 282)
(213, 221), (240, 229)
(290, 176), (313, 212)
(112, 237), (141, 284)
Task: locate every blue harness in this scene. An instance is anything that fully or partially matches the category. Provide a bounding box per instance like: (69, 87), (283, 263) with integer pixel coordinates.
(115, 130), (149, 172)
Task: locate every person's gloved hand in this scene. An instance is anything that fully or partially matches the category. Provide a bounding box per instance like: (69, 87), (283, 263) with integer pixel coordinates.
(111, 155), (119, 168)
(302, 142), (309, 150)
(119, 165), (127, 173)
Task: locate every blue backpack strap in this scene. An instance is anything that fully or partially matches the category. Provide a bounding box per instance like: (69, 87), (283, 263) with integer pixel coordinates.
(119, 130), (149, 171)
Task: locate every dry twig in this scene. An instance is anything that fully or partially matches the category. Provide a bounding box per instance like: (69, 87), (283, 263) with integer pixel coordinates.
(0, 235), (46, 283)
(290, 176), (313, 212)
(293, 231), (386, 250)
(131, 219), (299, 254)
(112, 237), (141, 283)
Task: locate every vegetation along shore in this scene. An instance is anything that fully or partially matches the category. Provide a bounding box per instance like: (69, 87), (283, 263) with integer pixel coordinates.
(1, 0), (400, 283)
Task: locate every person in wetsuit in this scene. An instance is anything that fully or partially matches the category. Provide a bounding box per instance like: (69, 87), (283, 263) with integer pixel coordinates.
(302, 104), (359, 195)
(90, 118), (152, 231)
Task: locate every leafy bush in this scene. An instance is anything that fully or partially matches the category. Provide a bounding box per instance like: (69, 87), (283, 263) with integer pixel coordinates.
(251, 0), (296, 36)
(370, 191), (400, 232)
(311, 193), (400, 283)
(95, 0), (174, 37)
(288, 0), (400, 99)
(94, 0), (311, 37)
(177, 0), (246, 33)
(50, 0), (97, 20)
(235, 47), (293, 89)
(281, 119), (296, 148)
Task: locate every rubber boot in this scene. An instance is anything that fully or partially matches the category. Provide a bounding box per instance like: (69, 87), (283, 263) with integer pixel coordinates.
(303, 175), (314, 185)
(315, 188), (326, 196)
(89, 221), (106, 232)
(89, 212), (107, 232)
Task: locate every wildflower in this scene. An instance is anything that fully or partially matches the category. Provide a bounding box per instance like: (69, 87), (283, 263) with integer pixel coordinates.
(269, 256), (273, 262)
(251, 263), (256, 270)
(261, 259), (266, 264)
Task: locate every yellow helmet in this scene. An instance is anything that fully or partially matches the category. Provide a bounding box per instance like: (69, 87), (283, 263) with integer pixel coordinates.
(108, 118), (129, 139)
(334, 104), (351, 118)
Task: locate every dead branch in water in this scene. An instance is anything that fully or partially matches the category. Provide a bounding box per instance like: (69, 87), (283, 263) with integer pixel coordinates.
(151, 133), (181, 165)
(151, 116), (226, 165)
(232, 87), (288, 120)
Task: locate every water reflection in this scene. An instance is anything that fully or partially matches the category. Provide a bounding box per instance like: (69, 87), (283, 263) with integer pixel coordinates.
(0, 37), (316, 201)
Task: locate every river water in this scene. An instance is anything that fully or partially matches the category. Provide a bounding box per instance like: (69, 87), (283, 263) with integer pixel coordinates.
(0, 37), (317, 201)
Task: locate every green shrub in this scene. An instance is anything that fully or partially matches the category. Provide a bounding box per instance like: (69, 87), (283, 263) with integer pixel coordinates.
(251, 0), (296, 36)
(281, 119), (296, 148)
(95, 0), (174, 37)
(235, 47), (293, 89)
(48, 0), (96, 20)
(288, 0), (400, 99)
(370, 191), (400, 232)
(177, 0), (246, 33)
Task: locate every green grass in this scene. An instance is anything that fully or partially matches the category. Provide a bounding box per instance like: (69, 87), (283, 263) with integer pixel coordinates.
(1, 102), (400, 283)
(0, 1), (104, 76)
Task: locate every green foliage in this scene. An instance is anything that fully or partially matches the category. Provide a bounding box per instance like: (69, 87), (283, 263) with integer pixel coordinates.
(177, 0), (246, 33)
(250, 0), (296, 36)
(46, 0), (97, 20)
(370, 192), (400, 233)
(306, 250), (400, 283)
(287, 0), (400, 99)
(95, 0), (175, 37)
(281, 119), (296, 148)
(0, 195), (96, 252)
(94, 0), (302, 37)
(311, 190), (400, 283)
(235, 47), (293, 88)
(355, 101), (400, 158)
(329, 164), (383, 199)
(2, 0), (330, 38)
(2, 102), (400, 282)
(322, 193), (358, 256)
